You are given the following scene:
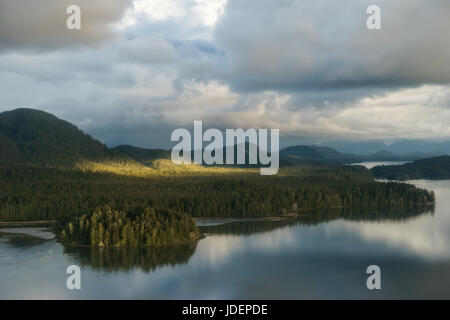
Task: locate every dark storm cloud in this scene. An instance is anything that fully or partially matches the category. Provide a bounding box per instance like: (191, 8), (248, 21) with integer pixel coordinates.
(0, 0), (134, 51)
(211, 0), (450, 92)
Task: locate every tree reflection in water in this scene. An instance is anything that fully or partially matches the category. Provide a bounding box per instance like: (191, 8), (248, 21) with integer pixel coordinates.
(62, 204), (434, 272)
(63, 242), (198, 272)
(200, 205), (435, 236)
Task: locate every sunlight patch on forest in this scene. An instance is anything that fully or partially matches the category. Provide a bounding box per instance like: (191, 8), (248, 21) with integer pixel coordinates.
(74, 159), (259, 177)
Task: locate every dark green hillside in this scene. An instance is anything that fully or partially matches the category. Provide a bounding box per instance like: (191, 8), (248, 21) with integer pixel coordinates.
(371, 156), (450, 180)
(0, 108), (130, 166)
(0, 132), (24, 163)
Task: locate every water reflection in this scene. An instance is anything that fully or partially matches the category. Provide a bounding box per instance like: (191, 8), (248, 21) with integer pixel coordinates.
(0, 231), (49, 248)
(58, 205), (433, 271)
(63, 243), (198, 272)
(200, 205), (434, 237)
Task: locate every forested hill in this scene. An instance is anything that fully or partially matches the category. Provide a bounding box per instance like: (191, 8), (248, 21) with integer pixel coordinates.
(371, 156), (450, 180)
(116, 143), (433, 168)
(0, 108), (436, 247)
(0, 108), (132, 166)
(0, 108), (436, 230)
(0, 108), (444, 169)
(112, 145), (171, 166)
(117, 143), (442, 168)
(280, 145), (353, 166)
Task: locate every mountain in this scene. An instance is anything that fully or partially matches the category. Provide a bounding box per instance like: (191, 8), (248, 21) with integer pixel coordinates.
(386, 140), (450, 154)
(365, 150), (396, 160)
(279, 145), (415, 165)
(308, 146), (359, 163)
(0, 108), (444, 170)
(371, 155), (450, 180)
(280, 145), (442, 165)
(113, 145), (171, 166)
(280, 146), (344, 166)
(320, 140), (391, 154)
(0, 108), (128, 166)
(323, 139), (450, 156)
(118, 143), (345, 168)
(116, 143), (439, 168)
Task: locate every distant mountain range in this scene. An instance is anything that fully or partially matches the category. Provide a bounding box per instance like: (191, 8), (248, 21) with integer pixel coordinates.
(279, 145), (441, 166)
(319, 139), (450, 155)
(0, 108), (446, 169)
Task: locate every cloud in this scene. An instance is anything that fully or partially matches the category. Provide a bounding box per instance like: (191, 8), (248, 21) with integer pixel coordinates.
(0, 0), (133, 51)
(123, 0), (227, 27)
(119, 0), (227, 40)
(0, 0), (450, 148)
(172, 84), (450, 143)
(119, 35), (177, 64)
(213, 0), (450, 92)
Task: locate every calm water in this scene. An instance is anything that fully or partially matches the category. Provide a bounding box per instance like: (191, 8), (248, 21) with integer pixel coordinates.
(1, 167), (450, 299)
(351, 161), (411, 169)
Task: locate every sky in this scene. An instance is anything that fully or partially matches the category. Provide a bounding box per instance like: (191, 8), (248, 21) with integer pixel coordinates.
(0, 0), (449, 148)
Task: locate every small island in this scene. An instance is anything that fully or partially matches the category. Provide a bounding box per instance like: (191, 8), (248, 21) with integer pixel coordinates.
(61, 205), (200, 247)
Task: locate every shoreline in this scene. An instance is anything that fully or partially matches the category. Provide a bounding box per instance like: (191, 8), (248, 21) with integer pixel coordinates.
(0, 227), (56, 240)
(0, 220), (56, 227)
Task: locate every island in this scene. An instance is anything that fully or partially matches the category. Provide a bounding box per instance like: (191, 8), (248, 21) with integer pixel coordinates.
(371, 156), (450, 180)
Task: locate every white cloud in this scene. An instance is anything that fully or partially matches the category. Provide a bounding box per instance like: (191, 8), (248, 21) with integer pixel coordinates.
(119, 0), (227, 31)
(118, 0), (186, 28)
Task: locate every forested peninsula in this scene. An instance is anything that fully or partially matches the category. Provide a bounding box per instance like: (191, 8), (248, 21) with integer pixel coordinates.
(371, 156), (450, 180)
(0, 108), (435, 247)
